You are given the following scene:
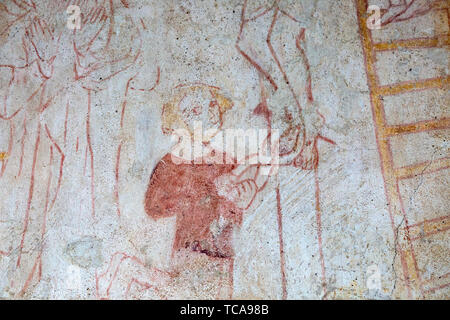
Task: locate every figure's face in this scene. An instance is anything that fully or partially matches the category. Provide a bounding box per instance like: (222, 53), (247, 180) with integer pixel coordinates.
(178, 89), (222, 134)
(161, 86), (233, 143)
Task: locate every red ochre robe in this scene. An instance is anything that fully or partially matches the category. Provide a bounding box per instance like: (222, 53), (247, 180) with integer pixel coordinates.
(144, 153), (242, 259)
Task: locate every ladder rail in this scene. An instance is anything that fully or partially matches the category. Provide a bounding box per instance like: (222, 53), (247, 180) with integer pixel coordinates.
(355, 0), (449, 298)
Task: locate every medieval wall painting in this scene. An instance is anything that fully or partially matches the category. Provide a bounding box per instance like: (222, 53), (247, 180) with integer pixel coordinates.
(0, 0), (448, 299)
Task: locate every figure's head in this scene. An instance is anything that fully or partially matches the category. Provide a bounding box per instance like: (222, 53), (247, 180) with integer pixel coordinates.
(161, 84), (234, 142)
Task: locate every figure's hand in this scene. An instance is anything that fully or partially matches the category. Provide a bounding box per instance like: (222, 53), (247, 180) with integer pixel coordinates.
(215, 173), (258, 210)
(293, 100), (324, 169)
(293, 138), (319, 170)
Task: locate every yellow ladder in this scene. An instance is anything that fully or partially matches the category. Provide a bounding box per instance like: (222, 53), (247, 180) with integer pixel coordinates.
(356, 0), (449, 299)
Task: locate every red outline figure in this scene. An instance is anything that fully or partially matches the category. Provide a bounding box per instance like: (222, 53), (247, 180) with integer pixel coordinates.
(144, 85), (265, 299)
(0, 0), (158, 297)
(236, 0), (336, 299)
(98, 84), (276, 299)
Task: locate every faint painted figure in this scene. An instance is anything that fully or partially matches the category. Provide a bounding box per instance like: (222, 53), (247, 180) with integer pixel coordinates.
(0, 0), (153, 297)
(235, 0), (335, 298)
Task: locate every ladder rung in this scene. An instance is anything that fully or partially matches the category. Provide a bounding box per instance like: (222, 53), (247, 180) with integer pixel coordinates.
(395, 157), (450, 180)
(384, 118), (450, 136)
(374, 76), (449, 96)
(407, 215), (450, 241)
(422, 272), (450, 295)
(373, 37), (449, 51)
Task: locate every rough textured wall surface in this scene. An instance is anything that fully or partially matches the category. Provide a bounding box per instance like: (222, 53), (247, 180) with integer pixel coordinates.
(0, 0), (448, 299)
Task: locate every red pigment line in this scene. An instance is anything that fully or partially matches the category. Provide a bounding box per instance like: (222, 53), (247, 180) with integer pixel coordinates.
(85, 19), (106, 52)
(0, 107), (22, 120)
(106, 255), (128, 297)
(96, 252), (125, 290)
(18, 118), (27, 177)
(424, 282), (450, 294)
(86, 89), (96, 218)
(25, 21), (34, 38)
(120, 76), (134, 128)
(82, 4), (94, 25)
(266, 8), (303, 112)
(130, 66), (161, 92)
(95, 8), (107, 24)
(37, 18), (45, 36)
(37, 254), (42, 282)
(399, 164), (450, 181)
(3, 68), (13, 114)
(244, 2), (274, 22)
(64, 102), (69, 145)
(424, 272), (450, 284)
(296, 29), (313, 103)
(28, 0), (36, 10)
(0, 122), (14, 179)
(318, 135), (336, 146)
(125, 279), (157, 299)
(276, 185), (287, 300)
(140, 18), (147, 30)
(396, 181), (423, 294)
(228, 258), (234, 299)
(175, 82), (220, 90)
(90, 7), (103, 24)
(29, 36), (44, 62)
(408, 214), (450, 229)
(105, 0), (114, 50)
(26, 145), (54, 295)
(44, 125), (65, 211)
(17, 123), (41, 267)
(314, 168), (327, 299)
(388, 129), (419, 295)
(12, 0), (27, 10)
(235, 45), (278, 91)
(26, 82), (45, 103)
(44, 125), (63, 156)
(96, 252), (172, 299)
(22, 36), (30, 62)
(0, 10), (29, 37)
(114, 143), (122, 217)
(410, 226), (450, 241)
(18, 252), (40, 297)
(83, 145), (88, 175)
(41, 145), (53, 237)
(3, 7), (21, 18)
(41, 19), (51, 38)
(279, 9), (301, 23)
(95, 56), (139, 83)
